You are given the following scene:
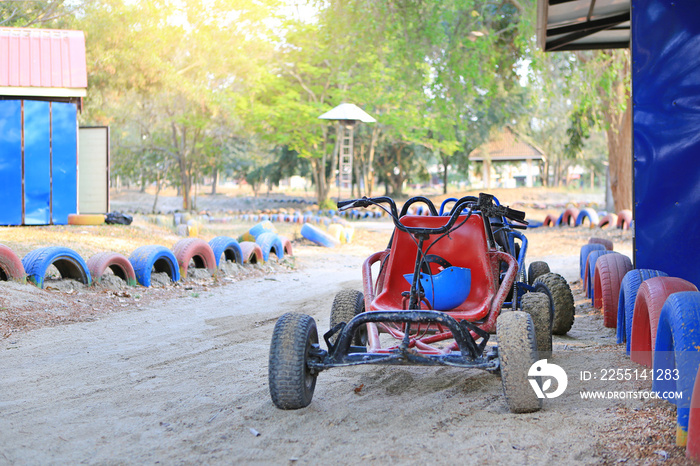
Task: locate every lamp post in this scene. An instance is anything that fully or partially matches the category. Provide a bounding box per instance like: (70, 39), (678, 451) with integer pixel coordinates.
(318, 103), (376, 201)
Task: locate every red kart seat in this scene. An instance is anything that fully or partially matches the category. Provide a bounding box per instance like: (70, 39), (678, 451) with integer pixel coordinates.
(370, 214), (497, 322)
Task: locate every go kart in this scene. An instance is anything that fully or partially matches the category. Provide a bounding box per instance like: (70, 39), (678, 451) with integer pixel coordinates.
(268, 193), (555, 413)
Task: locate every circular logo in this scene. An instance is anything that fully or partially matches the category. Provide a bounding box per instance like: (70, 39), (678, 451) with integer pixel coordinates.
(528, 359), (568, 399)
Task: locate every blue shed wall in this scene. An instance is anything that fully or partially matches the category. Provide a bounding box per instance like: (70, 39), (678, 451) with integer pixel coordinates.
(51, 102), (78, 224)
(632, 0), (700, 288)
(0, 99), (78, 225)
(0, 100), (22, 225)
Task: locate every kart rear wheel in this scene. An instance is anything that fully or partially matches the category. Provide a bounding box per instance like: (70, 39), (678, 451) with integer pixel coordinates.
(497, 311), (542, 413)
(534, 273), (575, 335)
(521, 292), (553, 359)
(269, 313), (319, 409)
(527, 261), (550, 286)
(330, 290), (367, 346)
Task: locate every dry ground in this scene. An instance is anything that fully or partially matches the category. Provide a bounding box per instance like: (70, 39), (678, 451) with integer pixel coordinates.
(0, 190), (692, 465)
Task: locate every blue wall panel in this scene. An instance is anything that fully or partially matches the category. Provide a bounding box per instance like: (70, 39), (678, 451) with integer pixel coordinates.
(0, 100), (23, 225)
(23, 100), (51, 225)
(51, 102), (78, 224)
(632, 0), (700, 288)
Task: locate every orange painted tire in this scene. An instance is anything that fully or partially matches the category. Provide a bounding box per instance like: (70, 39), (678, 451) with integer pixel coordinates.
(592, 253), (632, 323)
(172, 238), (217, 277)
(598, 213), (618, 229)
(543, 214), (557, 227)
(630, 277), (698, 367)
(87, 252), (137, 286)
(588, 237), (613, 251)
(68, 214), (105, 225)
(0, 243), (25, 282)
(561, 207), (580, 227)
(240, 241), (263, 264)
(616, 209), (633, 230)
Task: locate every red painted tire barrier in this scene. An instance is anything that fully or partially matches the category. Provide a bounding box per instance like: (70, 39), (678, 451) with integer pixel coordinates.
(172, 238), (217, 277)
(542, 214), (557, 227)
(588, 237), (614, 251)
(686, 365), (700, 459)
(652, 292), (700, 446)
(86, 252), (137, 286)
(584, 250), (616, 298)
(240, 241), (263, 264)
(22, 246), (91, 289)
(617, 269), (668, 351)
(616, 209), (633, 230)
(630, 277), (698, 367)
(279, 236), (293, 257)
(560, 207), (580, 227)
(0, 243), (25, 282)
(598, 213), (618, 228)
(593, 253), (633, 326)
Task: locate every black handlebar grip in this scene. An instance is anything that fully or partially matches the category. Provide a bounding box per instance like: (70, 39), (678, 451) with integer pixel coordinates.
(337, 200), (356, 209)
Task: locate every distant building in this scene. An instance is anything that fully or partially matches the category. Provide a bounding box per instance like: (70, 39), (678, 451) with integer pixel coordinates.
(468, 127), (546, 188)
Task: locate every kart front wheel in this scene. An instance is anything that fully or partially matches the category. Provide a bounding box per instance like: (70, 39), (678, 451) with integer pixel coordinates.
(330, 289), (367, 346)
(497, 311), (542, 413)
(521, 292), (553, 359)
(269, 313), (319, 409)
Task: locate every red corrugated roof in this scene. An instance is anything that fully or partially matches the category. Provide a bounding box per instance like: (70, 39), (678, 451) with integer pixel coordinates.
(0, 27), (87, 94)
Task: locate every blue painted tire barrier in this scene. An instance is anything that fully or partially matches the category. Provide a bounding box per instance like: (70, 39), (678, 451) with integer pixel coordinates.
(129, 245), (180, 287)
(580, 243), (606, 280)
(22, 246), (91, 289)
(575, 208), (600, 227)
(301, 223), (340, 248)
(585, 250), (616, 299)
(249, 221), (276, 239)
(617, 269), (668, 348)
(256, 232), (284, 262)
(652, 292), (700, 445)
(209, 236), (243, 267)
(555, 212), (564, 226)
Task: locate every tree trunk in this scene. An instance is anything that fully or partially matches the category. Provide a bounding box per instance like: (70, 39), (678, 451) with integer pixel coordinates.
(606, 95), (633, 212)
(441, 154), (449, 194)
(366, 126), (378, 197)
(210, 167), (218, 195)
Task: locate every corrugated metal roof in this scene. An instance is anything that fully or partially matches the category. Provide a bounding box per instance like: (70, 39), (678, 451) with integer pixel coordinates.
(469, 127), (546, 162)
(536, 0), (630, 52)
(0, 27), (87, 97)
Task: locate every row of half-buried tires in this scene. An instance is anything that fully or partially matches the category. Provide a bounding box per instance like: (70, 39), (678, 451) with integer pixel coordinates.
(0, 234), (293, 289)
(579, 237), (700, 459)
(544, 208), (633, 230)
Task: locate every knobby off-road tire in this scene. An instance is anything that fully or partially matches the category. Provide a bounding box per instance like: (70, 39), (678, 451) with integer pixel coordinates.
(528, 261), (550, 286)
(497, 311), (542, 413)
(329, 289), (367, 346)
(521, 292), (553, 359)
(534, 273), (575, 335)
(269, 313), (319, 410)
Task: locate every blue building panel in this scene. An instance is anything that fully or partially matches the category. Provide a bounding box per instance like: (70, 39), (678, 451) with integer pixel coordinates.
(0, 100), (23, 225)
(23, 100), (51, 225)
(632, 0), (700, 288)
(51, 102), (78, 225)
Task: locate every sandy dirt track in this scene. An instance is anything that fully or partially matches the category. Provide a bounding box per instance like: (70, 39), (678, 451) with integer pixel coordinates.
(0, 224), (686, 465)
